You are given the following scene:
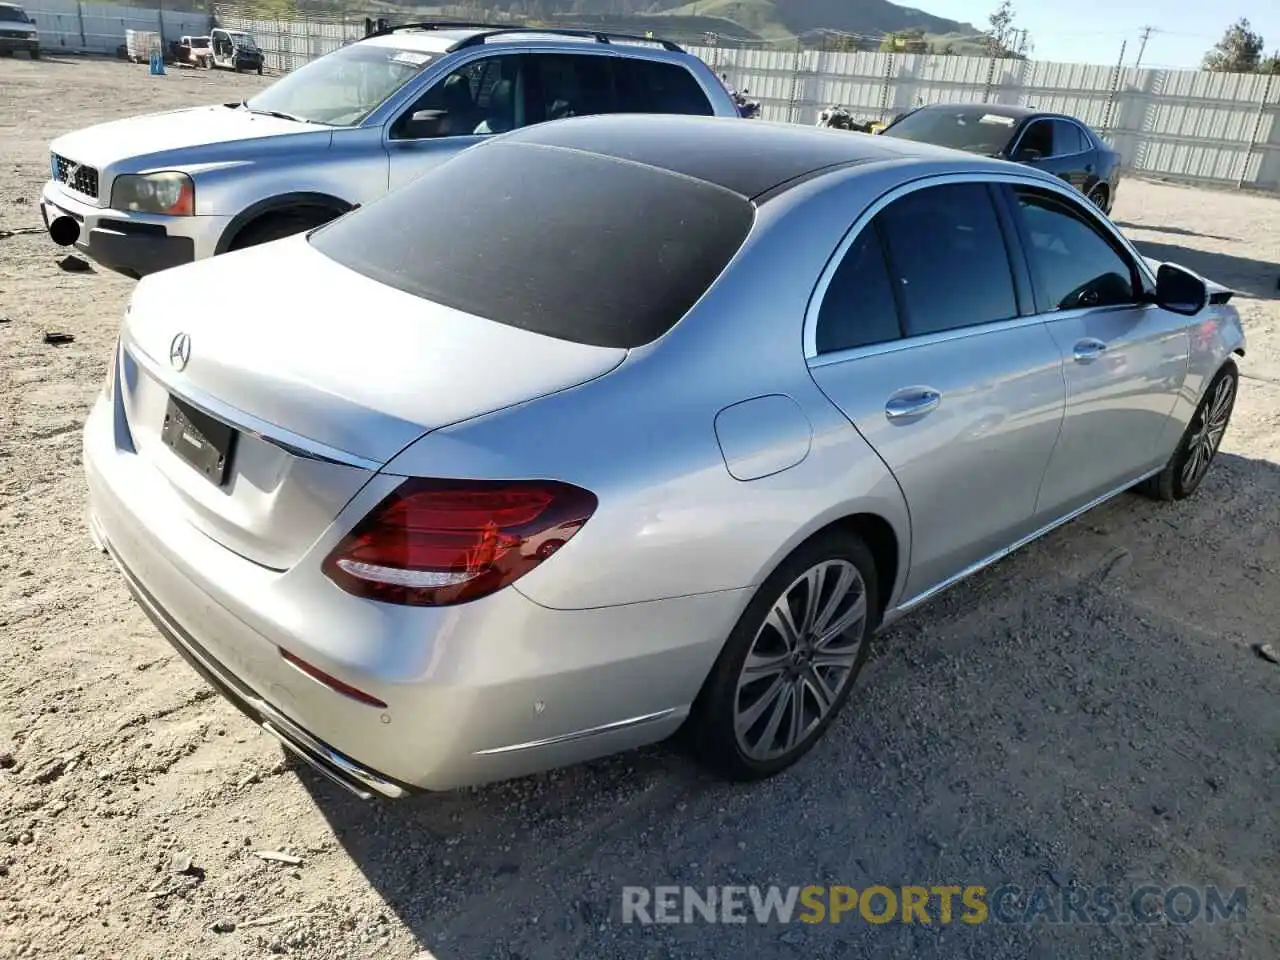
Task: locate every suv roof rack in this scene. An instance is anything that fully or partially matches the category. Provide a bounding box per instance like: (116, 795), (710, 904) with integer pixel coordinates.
(366, 21), (684, 53)
(366, 21), (512, 37)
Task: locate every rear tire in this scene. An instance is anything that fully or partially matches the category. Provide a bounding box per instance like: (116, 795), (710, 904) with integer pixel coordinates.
(225, 208), (336, 252)
(685, 530), (879, 781)
(1138, 362), (1237, 502)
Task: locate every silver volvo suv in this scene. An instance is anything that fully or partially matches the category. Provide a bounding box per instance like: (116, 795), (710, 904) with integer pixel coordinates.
(40, 23), (739, 278)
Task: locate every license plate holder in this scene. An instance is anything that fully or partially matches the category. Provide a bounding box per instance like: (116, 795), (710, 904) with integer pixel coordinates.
(161, 394), (236, 487)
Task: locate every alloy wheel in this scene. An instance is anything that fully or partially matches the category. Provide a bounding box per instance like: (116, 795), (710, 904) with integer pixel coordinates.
(733, 560), (868, 761)
(1181, 373), (1235, 490)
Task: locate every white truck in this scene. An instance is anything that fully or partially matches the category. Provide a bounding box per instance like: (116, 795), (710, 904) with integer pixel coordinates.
(0, 2), (39, 59)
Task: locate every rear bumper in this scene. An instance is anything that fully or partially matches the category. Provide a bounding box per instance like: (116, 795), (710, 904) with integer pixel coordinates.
(82, 392), (742, 793)
(93, 516), (409, 799)
(41, 180), (226, 277)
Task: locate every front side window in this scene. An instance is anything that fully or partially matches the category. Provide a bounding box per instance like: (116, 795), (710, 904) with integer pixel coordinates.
(393, 54), (525, 139)
(815, 224), (901, 354)
(245, 43), (437, 126)
(1016, 119), (1053, 158)
(1013, 187), (1137, 311)
(876, 182), (1019, 337)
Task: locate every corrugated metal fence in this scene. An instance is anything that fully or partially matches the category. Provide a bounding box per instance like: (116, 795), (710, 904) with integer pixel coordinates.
(21, 2), (1280, 191)
(24, 0), (209, 56)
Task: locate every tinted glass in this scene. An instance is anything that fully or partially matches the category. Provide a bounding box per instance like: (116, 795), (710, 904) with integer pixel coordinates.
(816, 225), (901, 354)
(1052, 119), (1086, 155)
(880, 107), (1018, 155)
(0, 5), (29, 19)
(1013, 188), (1136, 311)
(533, 54), (615, 121)
(877, 183), (1018, 336)
(615, 59), (714, 115)
(309, 141), (754, 349)
(1017, 119), (1053, 157)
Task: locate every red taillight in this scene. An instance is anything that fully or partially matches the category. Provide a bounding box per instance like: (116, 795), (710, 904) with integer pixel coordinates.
(321, 478), (598, 606)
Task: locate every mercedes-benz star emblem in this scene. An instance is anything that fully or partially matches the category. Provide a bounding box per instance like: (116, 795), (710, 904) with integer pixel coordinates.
(169, 332), (192, 372)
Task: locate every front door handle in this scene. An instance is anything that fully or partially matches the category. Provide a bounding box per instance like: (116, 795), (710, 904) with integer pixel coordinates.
(1073, 338), (1108, 363)
(885, 387), (942, 420)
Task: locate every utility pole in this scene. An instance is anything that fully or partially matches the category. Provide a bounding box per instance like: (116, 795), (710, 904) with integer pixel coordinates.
(1134, 25), (1155, 68)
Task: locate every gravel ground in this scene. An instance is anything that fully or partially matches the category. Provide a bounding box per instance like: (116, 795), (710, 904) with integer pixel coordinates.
(2, 55), (1279, 960)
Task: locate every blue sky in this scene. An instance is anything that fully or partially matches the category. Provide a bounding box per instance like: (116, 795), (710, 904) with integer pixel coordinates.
(919, 0), (1280, 68)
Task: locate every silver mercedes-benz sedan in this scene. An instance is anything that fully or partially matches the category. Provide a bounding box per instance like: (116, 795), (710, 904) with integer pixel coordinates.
(83, 115), (1245, 800)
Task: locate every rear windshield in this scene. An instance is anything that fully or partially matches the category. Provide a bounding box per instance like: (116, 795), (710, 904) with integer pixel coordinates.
(309, 140), (754, 349)
(881, 107), (1020, 156)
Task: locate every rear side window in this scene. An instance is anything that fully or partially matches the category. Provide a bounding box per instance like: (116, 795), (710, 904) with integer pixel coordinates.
(614, 59), (714, 115)
(1052, 119), (1086, 155)
(815, 225), (901, 354)
(876, 183), (1018, 337)
(309, 140), (753, 349)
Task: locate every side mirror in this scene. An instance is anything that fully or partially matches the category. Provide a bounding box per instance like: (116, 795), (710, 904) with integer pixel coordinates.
(29, 17), (36, 24)
(398, 109), (447, 140)
(1154, 263), (1208, 316)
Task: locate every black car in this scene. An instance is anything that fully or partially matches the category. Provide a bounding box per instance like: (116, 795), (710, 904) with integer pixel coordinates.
(879, 103), (1121, 214)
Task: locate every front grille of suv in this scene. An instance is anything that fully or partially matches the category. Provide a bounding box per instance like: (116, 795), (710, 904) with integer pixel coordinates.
(51, 153), (100, 200)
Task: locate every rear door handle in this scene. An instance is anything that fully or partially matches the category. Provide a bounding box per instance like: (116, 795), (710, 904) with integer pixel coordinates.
(885, 387), (942, 420)
(1073, 338), (1108, 362)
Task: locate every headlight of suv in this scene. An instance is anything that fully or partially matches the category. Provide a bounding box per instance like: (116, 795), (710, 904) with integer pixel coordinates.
(110, 172), (195, 216)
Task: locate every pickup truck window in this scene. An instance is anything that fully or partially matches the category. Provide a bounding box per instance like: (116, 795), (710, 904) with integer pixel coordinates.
(245, 43), (437, 127)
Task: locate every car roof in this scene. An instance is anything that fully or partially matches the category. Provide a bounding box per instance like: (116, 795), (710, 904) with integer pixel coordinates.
(498, 114), (1019, 200)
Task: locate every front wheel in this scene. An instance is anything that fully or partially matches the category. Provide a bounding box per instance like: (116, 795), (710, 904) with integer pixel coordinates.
(28, 46), (40, 60)
(1139, 362), (1237, 501)
(685, 530), (879, 781)
(1086, 184), (1109, 213)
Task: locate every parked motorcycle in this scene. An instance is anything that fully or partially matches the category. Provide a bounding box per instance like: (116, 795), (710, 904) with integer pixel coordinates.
(719, 74), (762, 119)
(816, 105), (876, 133)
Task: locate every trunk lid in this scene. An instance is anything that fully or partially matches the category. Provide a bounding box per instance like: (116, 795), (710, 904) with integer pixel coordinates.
(118, 235), (627, 569)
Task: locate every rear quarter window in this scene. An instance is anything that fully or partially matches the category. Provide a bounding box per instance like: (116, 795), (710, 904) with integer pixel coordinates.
(614, 59), (715, 116)
(309, 140), (753, 348)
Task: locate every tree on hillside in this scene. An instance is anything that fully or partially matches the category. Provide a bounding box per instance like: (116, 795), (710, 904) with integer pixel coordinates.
(1202, 18), (1264, 72)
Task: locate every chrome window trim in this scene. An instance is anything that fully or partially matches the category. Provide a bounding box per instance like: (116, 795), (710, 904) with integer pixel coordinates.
(803, 169), (1154, 363)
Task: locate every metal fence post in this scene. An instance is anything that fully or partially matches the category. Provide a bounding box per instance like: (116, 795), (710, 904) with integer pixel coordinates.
(1237, 67), (1277, 189)
(786, 37), (803, 125)
(981, 55), (997, 103)
(75, 0), (85, 50)
(1100, 40), (1126, 135)
(878, 50), (895, 120)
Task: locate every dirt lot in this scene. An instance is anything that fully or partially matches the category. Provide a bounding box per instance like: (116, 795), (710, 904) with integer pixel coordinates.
(1, 54), (1279, 960)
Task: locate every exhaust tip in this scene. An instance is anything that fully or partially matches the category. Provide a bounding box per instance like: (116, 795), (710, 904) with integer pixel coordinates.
(49, 215), (80, 247)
